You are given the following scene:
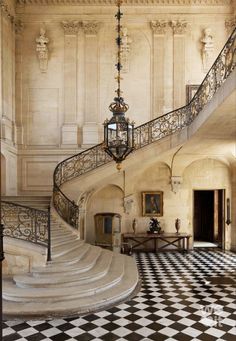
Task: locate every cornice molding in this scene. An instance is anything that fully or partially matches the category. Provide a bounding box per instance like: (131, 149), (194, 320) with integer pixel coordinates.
(16, 0), (232, 6)
(0, 0), (15, 23)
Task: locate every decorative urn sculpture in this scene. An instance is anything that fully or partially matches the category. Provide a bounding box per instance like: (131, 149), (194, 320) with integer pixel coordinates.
(175, 218), (181, 234)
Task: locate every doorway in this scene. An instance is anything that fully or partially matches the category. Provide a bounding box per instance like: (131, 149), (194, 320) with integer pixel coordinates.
(193, 190), (224, 248)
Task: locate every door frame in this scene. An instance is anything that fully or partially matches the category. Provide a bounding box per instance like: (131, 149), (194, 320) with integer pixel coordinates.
(192, 188), (226, 249)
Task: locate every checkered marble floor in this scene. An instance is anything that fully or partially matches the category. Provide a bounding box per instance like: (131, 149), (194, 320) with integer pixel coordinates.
(3, 250), (236, 341)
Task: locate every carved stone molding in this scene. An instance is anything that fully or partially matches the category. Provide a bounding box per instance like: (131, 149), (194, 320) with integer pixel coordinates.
(171, 176), (183, 194)
(225, 17), (236, 34)
(0, 0), (15, 23)
(36, 26), (49, 73)
(15, 19), (24, 34)
(61, 20), (80, 34)
(82, 21), (100, 35)
(170, 20), (188, 34)
(201, 27), (214, 73)
(150, 20), (168, 34)
(16, 0), (232, 6)
(124, 195), (135, 214)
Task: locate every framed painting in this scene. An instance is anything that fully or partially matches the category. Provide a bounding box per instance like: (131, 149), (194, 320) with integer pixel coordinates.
(142, 191), (163, 217)
(186, 84), (200, 104)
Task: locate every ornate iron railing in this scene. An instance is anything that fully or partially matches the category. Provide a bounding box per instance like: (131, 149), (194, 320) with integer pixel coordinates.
(53, 28), (236, 229)
(1, 201), (51, 261)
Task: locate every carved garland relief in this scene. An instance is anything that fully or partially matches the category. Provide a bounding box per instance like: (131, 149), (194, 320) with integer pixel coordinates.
(36, 26), (49, 73)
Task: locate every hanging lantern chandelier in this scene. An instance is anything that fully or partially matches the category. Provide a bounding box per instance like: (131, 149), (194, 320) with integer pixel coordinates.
(103, 0), (135, 171)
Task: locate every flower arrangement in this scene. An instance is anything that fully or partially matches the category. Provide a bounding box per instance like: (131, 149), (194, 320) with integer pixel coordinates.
(148, 218), (162, 234)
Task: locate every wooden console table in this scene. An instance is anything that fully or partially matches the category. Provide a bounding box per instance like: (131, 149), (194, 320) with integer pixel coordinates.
(122, 233), (191, 253)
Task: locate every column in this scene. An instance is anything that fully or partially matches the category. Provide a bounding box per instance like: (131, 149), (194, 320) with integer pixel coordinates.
(171, 20), (188, 109)
(61, 21), (80, 147)
(15, 20), (24, 145)
(150, 21), (168, 118)
(82, 21), (100, 146)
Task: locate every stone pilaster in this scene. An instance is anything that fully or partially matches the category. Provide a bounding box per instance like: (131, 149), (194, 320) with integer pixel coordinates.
(82, 21), (100, 146)
(150, 20), (168, 118)
(171, 20), (188, 109)
(230, 164), (236, 251)
(15, 19), (24, 145)
(61, 20), (80, 147)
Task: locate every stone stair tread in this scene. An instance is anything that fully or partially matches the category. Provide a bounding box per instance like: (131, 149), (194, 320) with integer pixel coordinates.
(3, 256), (139, 318)
(12, 250), (113, 287)
(52, 239), (79, 248)
(31, 245), (101, 275)
(3, 254), (125, 302)
(51, 240), (85, 257)
(52, 242), (89, 262)
(51, 237), (80, 248)
(51, 229), (73, 238)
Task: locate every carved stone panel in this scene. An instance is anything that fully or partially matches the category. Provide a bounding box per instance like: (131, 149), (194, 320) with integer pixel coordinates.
(61, 21), (80, 35)
(36, 27), (49, 73)
(82, 21), (100, 35)
(201, 27), (214, 73)
(150, 20), (168, 35)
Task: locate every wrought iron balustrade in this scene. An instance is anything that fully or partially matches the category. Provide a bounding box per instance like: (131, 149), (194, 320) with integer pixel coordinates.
(1, 201), (51, 261)
(53, 28), (236, 229)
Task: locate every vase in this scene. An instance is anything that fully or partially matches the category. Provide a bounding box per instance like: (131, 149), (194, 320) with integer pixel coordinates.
(132, 219), (137, 234)
(175, 218), (180, 234)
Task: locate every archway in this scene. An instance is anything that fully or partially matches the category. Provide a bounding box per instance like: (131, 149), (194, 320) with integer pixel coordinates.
(85, 185), (124, 244)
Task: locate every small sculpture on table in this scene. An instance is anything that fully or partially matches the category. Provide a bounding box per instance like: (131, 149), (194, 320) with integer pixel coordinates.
(148, 218), (162, 234)
(175, 218), (181, 234)
(132, 218), (137, 234)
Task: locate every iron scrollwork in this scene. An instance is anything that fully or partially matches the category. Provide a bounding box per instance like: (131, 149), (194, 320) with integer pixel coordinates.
(53, 28), (236, 229)
(1, 201), (48, 246)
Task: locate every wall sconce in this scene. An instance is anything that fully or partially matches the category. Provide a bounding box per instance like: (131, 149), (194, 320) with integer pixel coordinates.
(226, 198), (231, 225)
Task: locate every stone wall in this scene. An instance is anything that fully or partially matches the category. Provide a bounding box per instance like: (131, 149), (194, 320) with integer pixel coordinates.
(1, 1), (234, 195)
(85, 158), (233, 250)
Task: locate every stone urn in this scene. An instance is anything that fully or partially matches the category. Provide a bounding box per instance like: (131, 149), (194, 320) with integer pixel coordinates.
(175, 218), (181, 234)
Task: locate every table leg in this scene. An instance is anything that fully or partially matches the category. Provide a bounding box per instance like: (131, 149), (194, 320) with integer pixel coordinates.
(178, 238), (181, 250)
(187, 237), (190, 252)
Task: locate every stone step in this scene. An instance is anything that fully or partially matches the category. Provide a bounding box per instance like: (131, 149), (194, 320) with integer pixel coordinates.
(51, 242), (90, 264)
(51, 235), (79, 248)
(51, 230), (73, 237)
(51, 240), (83, 257)
(32, 246), (101, 276)
(3, 256), (139, 318)
(13, 250), (113, 288)
(3, 254), (125, 302)
(51, 234), (78, 245)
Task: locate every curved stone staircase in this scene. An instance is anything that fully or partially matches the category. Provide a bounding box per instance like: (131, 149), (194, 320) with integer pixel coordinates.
(3, 213), (139, 319)
(2, 28), (235, 319)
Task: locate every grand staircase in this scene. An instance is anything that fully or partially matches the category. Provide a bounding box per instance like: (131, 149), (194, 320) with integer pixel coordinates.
(3, 212), (139, 319)
(1, 28), (235, 319)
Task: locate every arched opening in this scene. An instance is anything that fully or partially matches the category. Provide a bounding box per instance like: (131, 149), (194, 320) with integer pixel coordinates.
(1, 153), (6, 196)
(86, 185), (124, 244)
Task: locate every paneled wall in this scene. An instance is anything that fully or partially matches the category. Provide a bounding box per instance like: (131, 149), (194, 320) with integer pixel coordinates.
(0, 1), (234, 195)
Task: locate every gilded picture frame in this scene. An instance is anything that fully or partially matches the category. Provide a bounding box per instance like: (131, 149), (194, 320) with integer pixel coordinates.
(142, 191), (163, 217)
(186, 84), (200, 104)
